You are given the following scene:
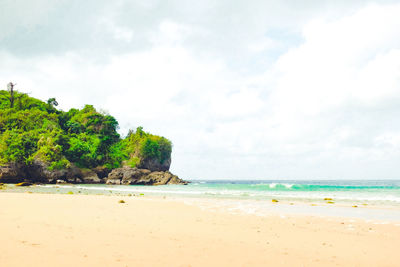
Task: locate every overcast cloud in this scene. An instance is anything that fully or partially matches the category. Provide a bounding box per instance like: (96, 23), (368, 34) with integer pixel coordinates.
(1, 0), (400, 179)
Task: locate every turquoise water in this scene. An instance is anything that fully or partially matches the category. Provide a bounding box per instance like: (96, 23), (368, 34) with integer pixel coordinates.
(5, 179), (400, 206)
(186, 180), (400, 205)
(3, 180), (400, 221)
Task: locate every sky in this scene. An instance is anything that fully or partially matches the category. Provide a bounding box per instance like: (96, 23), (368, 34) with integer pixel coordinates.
(1, 0), (400, 180)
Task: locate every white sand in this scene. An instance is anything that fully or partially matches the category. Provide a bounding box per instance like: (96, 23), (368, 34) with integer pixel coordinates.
(0, 192), (399, 266)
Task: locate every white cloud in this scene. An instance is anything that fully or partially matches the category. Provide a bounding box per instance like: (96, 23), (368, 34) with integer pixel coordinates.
(247, 3), (400, 179)
(265, 3), (400, 128)
(1, 1), (400, 179)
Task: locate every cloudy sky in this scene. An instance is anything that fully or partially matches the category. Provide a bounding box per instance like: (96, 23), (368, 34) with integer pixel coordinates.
(1, 0), (400, 180)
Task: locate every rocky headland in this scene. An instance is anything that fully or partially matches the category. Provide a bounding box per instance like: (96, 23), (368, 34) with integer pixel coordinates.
(0, 159), (187, 185)
(0, 87), (187, 186)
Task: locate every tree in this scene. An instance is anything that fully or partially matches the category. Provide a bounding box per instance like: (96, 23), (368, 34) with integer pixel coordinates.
(47, 98), (58, 107)
(7, 82), (15, 108)
(0, 85), (172, 170)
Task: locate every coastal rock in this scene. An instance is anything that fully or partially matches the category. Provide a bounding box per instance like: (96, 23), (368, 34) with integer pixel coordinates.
(137, 157), (171, 172)
(146, 171), (180, 185)
(1, 160), (186, 186)
(121, 168), (151, 185)
(28, 159), (82, 184)
(166, 175), (186, 185)
(92, 166), (111, 179)
(106, 167), (149, 185)
(0, 160), (83, 184)
(106, 167), (187, 185)
(81, 169), (103, 184)
(0, 163), (27, 183)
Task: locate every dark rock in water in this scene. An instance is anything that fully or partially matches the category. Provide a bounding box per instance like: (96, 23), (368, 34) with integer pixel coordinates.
(144, 171), (184, 185)
(137, 157), (171, 172)
(165, 175), (185, 185)
(106, 167), (187, 185)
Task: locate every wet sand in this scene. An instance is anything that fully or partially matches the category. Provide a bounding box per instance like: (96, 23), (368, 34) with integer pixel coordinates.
(0, 192), (399, 266)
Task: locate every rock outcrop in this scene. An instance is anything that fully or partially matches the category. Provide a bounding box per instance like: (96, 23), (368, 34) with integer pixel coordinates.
(28, 159), (83, 184)
(137, 157), (171, 172)
(92, 166), (111, 179)
(0, 163), (28, 183)
(0, 160), (187, 186)
(106, 167), (187, 185)
(0, 160), (84, 184)
(80, 169), (103, 184)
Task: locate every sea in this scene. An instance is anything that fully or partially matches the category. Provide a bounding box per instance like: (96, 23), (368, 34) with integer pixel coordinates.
(3, 179), (400, 222)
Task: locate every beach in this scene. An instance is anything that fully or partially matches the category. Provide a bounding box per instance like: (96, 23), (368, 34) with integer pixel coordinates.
(0, 192), (399, 266)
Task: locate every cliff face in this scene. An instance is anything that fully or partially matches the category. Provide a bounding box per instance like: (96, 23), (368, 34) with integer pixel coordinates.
(0, 160), (187, 185)
(0, 163), (27, 183)
(137, 157), (171, 172)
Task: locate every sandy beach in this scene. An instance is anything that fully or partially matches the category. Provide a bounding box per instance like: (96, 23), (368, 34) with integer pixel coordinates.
(0, 192), (399, 267)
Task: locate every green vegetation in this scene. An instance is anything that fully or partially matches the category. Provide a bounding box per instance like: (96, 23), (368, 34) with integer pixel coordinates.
(0, 87), (172, 171)
(121, 126), (172, 168)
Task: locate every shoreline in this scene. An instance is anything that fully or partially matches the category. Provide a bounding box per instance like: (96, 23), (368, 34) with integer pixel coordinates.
(1, 192), (400, 266)
(2, 182), (400, 222)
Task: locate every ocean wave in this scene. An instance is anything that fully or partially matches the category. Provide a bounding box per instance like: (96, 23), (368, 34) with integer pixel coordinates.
(38, 182), (400, 204)
(247, 183), (400, 191)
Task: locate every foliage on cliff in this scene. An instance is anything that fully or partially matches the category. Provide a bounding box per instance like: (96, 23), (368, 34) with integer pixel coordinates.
(0, 89), (172, 170)
(121, 127), (172, 168)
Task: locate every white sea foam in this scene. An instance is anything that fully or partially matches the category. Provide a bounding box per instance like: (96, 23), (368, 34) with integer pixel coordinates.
(39, 182), (400, 204)
(34, 183), (400, 222)
(40, 184), (204, 195)
(180, 198), (400, 222)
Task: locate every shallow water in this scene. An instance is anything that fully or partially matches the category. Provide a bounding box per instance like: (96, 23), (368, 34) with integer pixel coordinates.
(2, 179), (400, 221)
(35, 179), (400, 205)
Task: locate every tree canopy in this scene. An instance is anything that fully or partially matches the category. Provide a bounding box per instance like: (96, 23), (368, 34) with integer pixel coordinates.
(0, 88), (172, 170)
